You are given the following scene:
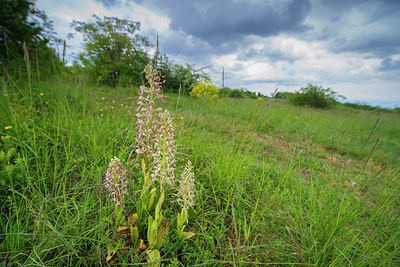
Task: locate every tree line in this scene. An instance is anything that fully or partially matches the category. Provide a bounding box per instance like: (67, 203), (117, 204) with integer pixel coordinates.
(1, 0), (64, 80)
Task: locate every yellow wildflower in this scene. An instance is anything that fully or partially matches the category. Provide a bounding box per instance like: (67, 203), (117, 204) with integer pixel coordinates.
(45, 102), (48, 104)
(100, 114), (103, 117)
(180, 117), (184, 120)
(111, 106), (114, 109)
(99, 109), (103, 112)
(112, 100), (115, 103)
(40, 93), (44, 96)
(120, 104), (124, 107)
(4, 126), (12, 130)
(101, 97), (105, 100)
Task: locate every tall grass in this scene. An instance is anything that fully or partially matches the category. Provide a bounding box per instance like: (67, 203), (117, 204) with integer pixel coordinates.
(1, 73), (399, 265)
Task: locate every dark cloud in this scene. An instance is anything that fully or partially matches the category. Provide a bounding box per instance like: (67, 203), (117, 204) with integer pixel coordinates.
(380, 57), (400, 71)
(238, 47), (302, 64)
(317, 0), (400, 17)
(128, 0), (312, 46)
(330, 34), (400, 58)
(94, 0), (400, 61)
(154, 1), (312, 64)
(95, 0), (121, 7)
(306, 0), (400, 58)
(166, 0), (310, 44)
(159, 30), (240, 62)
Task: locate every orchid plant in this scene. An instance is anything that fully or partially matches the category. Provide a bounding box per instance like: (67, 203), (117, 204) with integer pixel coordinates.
(100, 62), (197, 265)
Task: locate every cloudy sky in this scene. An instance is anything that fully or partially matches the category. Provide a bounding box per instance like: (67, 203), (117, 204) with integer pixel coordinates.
(36, 0), (400, 108)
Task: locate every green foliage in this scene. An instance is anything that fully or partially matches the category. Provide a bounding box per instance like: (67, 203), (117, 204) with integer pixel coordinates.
(220, 87), (264, 99)
(343, 102), (392, 113)
(157, 54), (210, 94)
(189, 81), (220, 101)
(219, 87), (232, 97)
(274, 91), (294, 99)
(71, 15), (151, 87)
(0, 141), (25, 204)
(219, 87), (245, 98)
(0, 0), (62, 79)
(244, 90), (257, 99)
(289, 84), (344, 109)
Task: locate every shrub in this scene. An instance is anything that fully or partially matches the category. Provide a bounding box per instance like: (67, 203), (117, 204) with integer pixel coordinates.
(274, 91), (293, 100)
(189, 81), (220, 101)
(245, 90), (257, 99)
(219, 87), (232, 97)
(219, 87), (244, 98)
(289, 84), (344, 109)
(229, 88), (245, 98)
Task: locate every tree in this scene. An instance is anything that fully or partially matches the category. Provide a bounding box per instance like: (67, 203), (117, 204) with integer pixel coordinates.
(156, 54), (210, 94)
(71, 15), (151, 87)
(0, 0), (61, 79)
(289, 84), (345, 109)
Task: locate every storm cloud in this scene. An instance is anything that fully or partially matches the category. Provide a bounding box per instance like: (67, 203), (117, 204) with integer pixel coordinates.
(305, 0), (400, 59)
(147, 0), (312, 44)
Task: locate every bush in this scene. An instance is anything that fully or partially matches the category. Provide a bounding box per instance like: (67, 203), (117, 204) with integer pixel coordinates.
(275, 92), (293, 100)
(229, 88), (245, 98)
(245, 90), (257, 99)
(218, 87), (264, 99)
(189, 81), (220, 101)
(219, 87), (244, 98)
(219, 87), (232, 97)
(289, 84), (344, 109)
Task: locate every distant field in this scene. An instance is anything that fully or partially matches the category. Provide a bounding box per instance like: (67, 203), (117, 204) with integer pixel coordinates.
(1, 78), (399, 265)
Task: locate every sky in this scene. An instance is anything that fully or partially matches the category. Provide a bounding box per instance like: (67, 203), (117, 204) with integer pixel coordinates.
(36, 0), (400, 108)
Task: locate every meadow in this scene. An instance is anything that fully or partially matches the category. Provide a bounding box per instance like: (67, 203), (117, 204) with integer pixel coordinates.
(1, 73), (400, 266)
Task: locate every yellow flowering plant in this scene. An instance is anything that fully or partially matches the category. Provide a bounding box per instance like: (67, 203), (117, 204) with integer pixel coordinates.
(190, 81), (220, 101)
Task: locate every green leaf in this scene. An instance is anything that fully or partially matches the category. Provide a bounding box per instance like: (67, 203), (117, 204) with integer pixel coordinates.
(146, 249), (161, 267)
(130, 225), (139, 247)
(155, 218), (169, 249)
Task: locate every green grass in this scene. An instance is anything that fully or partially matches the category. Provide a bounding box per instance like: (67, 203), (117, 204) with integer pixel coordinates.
(1, 76), (399, 265)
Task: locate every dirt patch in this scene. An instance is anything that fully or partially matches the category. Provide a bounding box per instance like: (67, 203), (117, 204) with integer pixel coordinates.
(253, 133), (295, 154)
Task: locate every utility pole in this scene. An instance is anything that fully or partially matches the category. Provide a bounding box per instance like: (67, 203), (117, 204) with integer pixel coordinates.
(222, 66), (224, 88)
(154, 33), (159, 67)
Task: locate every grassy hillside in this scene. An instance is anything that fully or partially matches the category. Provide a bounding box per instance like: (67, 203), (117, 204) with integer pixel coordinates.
(1, 76), (399, 265)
